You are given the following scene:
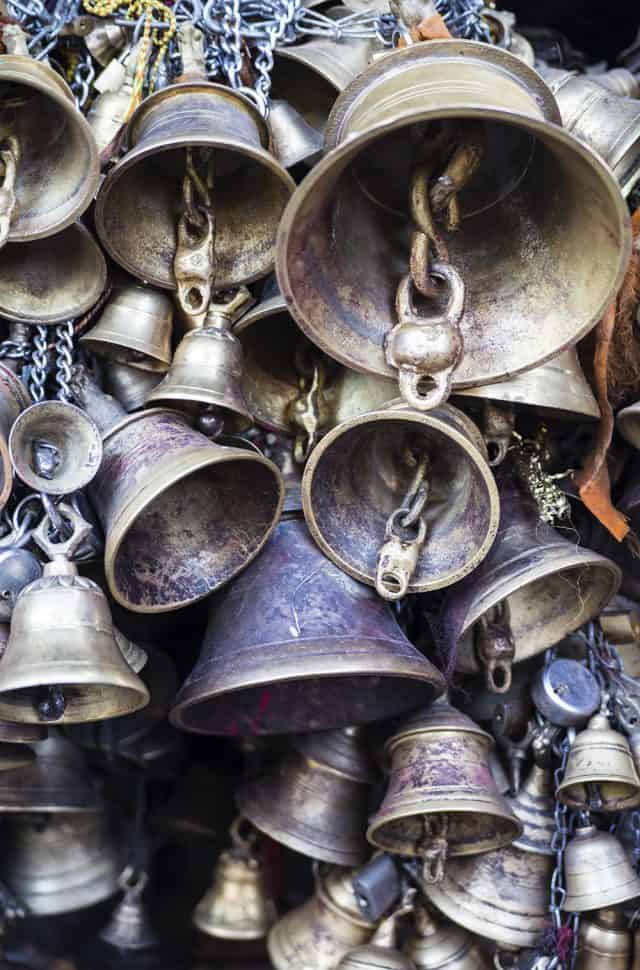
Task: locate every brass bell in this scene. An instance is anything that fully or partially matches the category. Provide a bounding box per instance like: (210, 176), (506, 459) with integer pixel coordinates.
(80, 283), (174, 373)
(563, 822), (640, 912)
(0, 361), (29, 511)
(0, 503), (150, 723)
(404, 902), (492, 970)
(557, 706), (640, 812)
(0, 24), (100, 244)
(269, 99), (323, 169)
(237, 726), (378, 866)
(336, 914), (416, 970)
(574, 909), (632, 970)
(170, 510), (445, 735)
(99, 870), (159, 951)
(193, 819), (276, 940)
(277, 41), (629, 403)
(103, 360), (162, 413)
(0, 811), (125, 915)
(9, 400), (103, 496)
(617, 400), (640, 451)
(71, 367), (284, 613)
(0, 222), (107, 324)
(0, 731), (100, 812)
(268, 865), (377, 970)
(444, 464), (620, 692)
(367, 697), (521, 879)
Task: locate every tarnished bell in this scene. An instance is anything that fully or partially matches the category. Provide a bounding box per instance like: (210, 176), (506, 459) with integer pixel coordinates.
(0, 812), (124, 915)
(95, 82), (295, 291)
(0, 25), (100, 244)
(563, 823), (640, 912)
(0, 732), (101, 813)
(103, 360), (162, 413)
(80, 284), (174, 373)
(557, 709), (640, 812)
(170, 513), (445, 736)
(277, 40), (630, 396)
(72, 369), (284, 613)
(0, 222), (107, 324)
(237, 726), (377, 865)
(574, 909), (632, 970)
(302, 401), (499, 598)
(268, 866), (377, 970)
(404, 904), (492, 970)
(367, 697), (521, 871)
(0, 362), (29, 511)
(443, 465), (620, 693)
(336, 915), (416, 970)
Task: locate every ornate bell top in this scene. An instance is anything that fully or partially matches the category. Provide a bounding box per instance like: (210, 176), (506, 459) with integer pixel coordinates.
(387, 697), (491, 753)
(294, 726), (378, 784)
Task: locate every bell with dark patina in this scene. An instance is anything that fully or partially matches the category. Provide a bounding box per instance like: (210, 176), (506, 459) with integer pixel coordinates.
(80, 283), (174, 373)
(268, 98), (323, 169)
(558, 707), (640, 812)
(404, 903), (491, 970)
(0, 731), (100, 812)
(574, 909), (632, 970)
(563, 822), (640, 912)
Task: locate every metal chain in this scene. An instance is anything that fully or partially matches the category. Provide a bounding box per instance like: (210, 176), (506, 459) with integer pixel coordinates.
(29, 325), (49, 404)
(548, 734), (580, 970)
(55, 321), (75, 403)
(252, 0), (301, 108)
(69, 51), (96, 108)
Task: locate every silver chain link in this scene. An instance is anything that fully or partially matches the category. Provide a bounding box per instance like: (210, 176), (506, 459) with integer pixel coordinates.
(69, 52), (96, 109)
(549, 734), (580, 970)
(55, 321), (75, 403)
(29, 325), (49, 404)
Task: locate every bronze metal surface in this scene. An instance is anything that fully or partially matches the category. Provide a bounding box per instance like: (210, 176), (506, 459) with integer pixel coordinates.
(575, 909), (632, 970)
(80, 283), (174, 372)
(103, 360), (162, 412)
(563, 824), (640, 912)
(557, 711), (640, 811)
(194, 849), (277, 940)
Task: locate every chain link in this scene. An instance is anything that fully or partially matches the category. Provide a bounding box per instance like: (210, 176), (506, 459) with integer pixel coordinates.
(29, 325), (49, 404)
(548, 733), (580, 970)
(55, 321), (75, 403)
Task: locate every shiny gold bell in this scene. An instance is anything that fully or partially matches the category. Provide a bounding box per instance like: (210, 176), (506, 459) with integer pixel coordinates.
(0, 361), (29, 511)
(237, 726), (378, 866)
(193, 819), (276, 940)
(80, 283), (174, 373)
(0, 731), (100, 812)
(367, 697), (521, 880)
(574, 909), (632, 970)
(404, 902), (491, 970)
(563, 822), (640, 912)
(337, 914), (416, 970)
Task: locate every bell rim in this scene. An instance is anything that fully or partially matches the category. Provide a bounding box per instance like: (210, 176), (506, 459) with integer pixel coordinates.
(0, 365), (39, 513)
(79, 334), (172, 372)
(301, 405), (500, 593)
(144, 383), (254, 429)
(563, 879), (640, 913)
(367, 802), (523, 857)
(0, 720), (47, 744)
(0, 671), (150, 725)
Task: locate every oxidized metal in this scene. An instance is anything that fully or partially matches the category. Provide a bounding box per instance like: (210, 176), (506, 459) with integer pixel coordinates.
(563, 823), (640, 912)
(237, 726), (378, 866)
(0, 362), (30, 511)
(103, 360), (162, 413)
(0, 732), (100, 812)
(575, 909), (632, 970)
(557, 709), (640, 811)
(80, 283), (174, 373)
(404, 903), (491, 970)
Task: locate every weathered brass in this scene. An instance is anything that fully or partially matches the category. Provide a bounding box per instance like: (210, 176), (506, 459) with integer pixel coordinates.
(367, 697), (521, 872)
(563, 823), (640, 912)
(269, 99), (323, 168)
(557, 710), (640, 811)
(0, 732), (99, 812)
(103, 360), (162, 413)
(0, 38), (100, 241)
(0, 222), (107, 324)
(80, 283), (174, 373)
(617, 400), (640, 451)
(575, 909), (632, 970)
(277, 41), (630, 390)
(0, 362), (29, 511)
(237, 726), (377, 865)
(95, 83), (295, 290)
(594, 68), (640, 98)
(9, 400), (103, 495)
(0, 812), (124, 915)
(267, 866), (377, 970)
(404, 904), (491, 970)
(337, 915), (416, 970)
(170, 514), (445, 735)
(99, 871), (159, 951)
(302, 401), (499, 595)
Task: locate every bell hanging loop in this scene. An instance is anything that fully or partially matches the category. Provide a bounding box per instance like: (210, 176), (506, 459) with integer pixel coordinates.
(474, 603), (516, 694)
(174, 147), (217, 318)
(420, 815), (449, 885)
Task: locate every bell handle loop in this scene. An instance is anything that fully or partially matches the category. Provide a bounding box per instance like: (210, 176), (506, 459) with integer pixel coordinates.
(486, 436), (509, 468)
(118, 865), (148, 899)
(398, 367), (453, 412)
(174, 208), (216, 319)
(485, 656), (513, 695)
(229, 815), (257, 854)
(396, 263), (465, 329)
(421, 844), (446, 885)
(31, 501), (92, 563)
(376, 512), (427, 601)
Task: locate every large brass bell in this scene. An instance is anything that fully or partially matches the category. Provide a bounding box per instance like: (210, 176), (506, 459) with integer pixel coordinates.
(336, 914), (416, 970)
(0, 811), (125, 915)
(0, 361), (29, 510)
(302, 401), (499, 600)
(574, 909), (632, 970)
(0, 24), (99, 244)
(193, 819), (276, 940)
(0, 504), (150, 723)
(404, 903), (491, 970)
(0, 731), (100, 812)
(103, 360), (162, 413)
(277, 40), (629, 406)
(80, 283), (174, 373)
(237, 726), (377, 866)
(367, 697), (521, 879)
(268, 865), (377, 970)
(563, 822), (640, 912)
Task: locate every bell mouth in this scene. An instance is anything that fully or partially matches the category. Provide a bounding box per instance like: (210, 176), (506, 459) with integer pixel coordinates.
(367, 807), (522, 858)
(0, 678), (149, 725)
(560, 779), (640, 813)
(271, 54), (338, 134)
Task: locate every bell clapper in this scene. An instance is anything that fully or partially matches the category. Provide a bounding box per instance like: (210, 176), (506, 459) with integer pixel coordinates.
(174, 146), (216, 318)
(417, 814), (449, 885)
(475, 601), (516, 694)
(375, 446), (430, 601)
(286, 341), (331, 464)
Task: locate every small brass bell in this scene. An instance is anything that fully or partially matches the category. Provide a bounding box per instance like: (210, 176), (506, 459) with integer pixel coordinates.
(193, 819), (276, 940)
(337, 914), (416, 970)
(557, 705), (640, 812)
(0, 503), (150, 723)
(269, 99), (323, 169)
(404, 903), (491, 970)
(563, 822), (640, 912)
(80, 283), (174, 373)
(99, 869), (159, 951)
(506, 762), (556, 856)
(367, 697), (521, 879)
(237, 726), (378, 866)
(574, 909), (632, 970)
(268, 865), (377, 970)
(0, 731), (100, 812)
(0, 361), (29, 511)
(103, 360), (162, 413)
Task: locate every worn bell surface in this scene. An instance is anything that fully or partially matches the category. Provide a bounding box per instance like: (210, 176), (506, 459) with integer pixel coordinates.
(0, 732), (100, 812)
(367, 697), (521, 860)
(574, 908), (632, 970)
(0, 811), (124, 915)
(557, 710), (640, 811)
(80, 283), (174, 373)
(0, 222), (107, 324)
(95, 83), (295, 290)
(404, 904), (491, 970)
(103, 360), (162, 413)
(564, 823), (640, 912)
(268, 865), (377, 970)
(302, 401), (499, 595)
(268, 99), (323, 169)
(0, 44), (100, 242)
(0, 362), (29, 511)
(237, 725), (377, 865)
(170, 514), (445, 736)
(336, 915), (415, 970)
(193, 847), (277, 940)
(277, 40), (630, 391)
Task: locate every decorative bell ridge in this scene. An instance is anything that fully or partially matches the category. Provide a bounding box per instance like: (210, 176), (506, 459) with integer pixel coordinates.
(103, 360), (162, 413)
(0, 811), (125, 915)
(170, 513), (445, 736)
(563, 822), (640, 912)
(80, 283), (174, 373)
(336, 914), (416, 970)
(0, 222), (107, 324)
(99, 870), (159, 951)
(277, 40), (630, 406)
(0, 362), (29, 511)
(71, 367), (283, 613)
(0, 731), (101, 812)
(193, 819), (276, 940)
(268, 865), (377, 970)
(574, 908), (632, 970)
(367, 697), (521, 879)
(302, 401), (499, 600)
(237, 725), (378, 866)
(404, 903), (492, 970)
(0, 25), (100, 244)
